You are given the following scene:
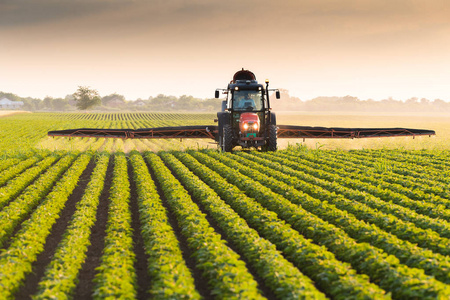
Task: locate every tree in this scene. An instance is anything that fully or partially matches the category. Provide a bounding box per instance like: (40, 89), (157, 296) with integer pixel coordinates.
(73, 86), (101, 110)
(101, 93), (125, 105)
(43, 96), (54, 110)
(53, 98), (69, 111)
(178, 95), (198, 109)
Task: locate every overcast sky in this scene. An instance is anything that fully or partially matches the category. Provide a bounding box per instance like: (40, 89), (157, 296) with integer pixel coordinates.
(1, 0), (450, 101)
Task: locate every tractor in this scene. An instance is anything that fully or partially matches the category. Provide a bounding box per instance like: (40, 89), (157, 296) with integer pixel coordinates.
(215, 69), (280, 152)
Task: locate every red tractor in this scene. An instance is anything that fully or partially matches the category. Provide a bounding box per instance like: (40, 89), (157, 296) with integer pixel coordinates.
(214, 69), (280, 152)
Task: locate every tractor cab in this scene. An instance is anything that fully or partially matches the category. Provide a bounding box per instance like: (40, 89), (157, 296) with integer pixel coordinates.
(232, 90), (263, 111)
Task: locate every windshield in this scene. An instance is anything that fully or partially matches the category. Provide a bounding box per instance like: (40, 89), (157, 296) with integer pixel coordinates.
(232, 90), (263, 111)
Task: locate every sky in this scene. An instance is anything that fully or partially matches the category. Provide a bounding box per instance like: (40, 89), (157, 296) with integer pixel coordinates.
(1, 0), (450, 101)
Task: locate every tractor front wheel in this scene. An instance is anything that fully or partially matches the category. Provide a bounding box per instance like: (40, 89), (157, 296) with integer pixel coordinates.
(265, 124), (277, 151)
(222, 124), (233, 152)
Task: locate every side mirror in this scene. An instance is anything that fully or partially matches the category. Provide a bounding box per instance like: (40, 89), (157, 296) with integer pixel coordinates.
(215, 90), (220, 98)
(276, 91), (281, 99)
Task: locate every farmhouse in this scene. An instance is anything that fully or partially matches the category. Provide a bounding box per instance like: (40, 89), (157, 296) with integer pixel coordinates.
(0, 97), (24, 109)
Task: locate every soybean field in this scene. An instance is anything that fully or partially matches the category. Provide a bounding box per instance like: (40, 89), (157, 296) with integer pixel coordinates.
(0, 112), (449, 299)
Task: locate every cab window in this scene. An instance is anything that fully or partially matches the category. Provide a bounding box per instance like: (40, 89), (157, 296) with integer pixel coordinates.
(232, 91), (263, 111)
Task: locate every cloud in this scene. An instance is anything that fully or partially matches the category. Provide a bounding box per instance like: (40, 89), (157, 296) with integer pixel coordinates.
(0, 0), (130, 27)
(1, 0), (450, 100)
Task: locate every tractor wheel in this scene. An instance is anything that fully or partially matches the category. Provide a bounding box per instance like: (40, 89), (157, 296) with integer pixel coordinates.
(222, 124), (233, 152)
(266, 124), (277, 151)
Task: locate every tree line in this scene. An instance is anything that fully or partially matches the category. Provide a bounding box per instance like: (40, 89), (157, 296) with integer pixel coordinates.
(271, 90), (450, 112)
(1, 87), (450, 113)
(0, 87), (223, 112)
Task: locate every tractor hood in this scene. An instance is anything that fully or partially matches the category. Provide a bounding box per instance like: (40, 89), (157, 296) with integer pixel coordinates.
(239, 113), (260, 132)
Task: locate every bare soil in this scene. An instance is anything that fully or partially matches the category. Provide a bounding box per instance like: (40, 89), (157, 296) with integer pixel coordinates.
(128, 162), (151, 299)
(146, 157), (213, 299)
(163, 157), (275, 299)
(73, 156), (113, 299)
(15, 156), (96, 298)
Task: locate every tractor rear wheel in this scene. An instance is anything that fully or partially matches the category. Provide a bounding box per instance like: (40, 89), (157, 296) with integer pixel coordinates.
(222, 124), (233, 152)
(266, 124), (277, 151)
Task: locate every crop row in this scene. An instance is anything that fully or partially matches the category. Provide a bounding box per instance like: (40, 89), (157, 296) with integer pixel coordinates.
(34, 153), (110, 299)
(144, 152), (265, 299)
(207, 151), (450, 285)
(300, 150), (450, 208)
(162, 151), (329, 299)
(191, 150), (450, 299)
(0, 146), (448, 299)
(93, 153), (136, 299)
(173, 151), (388, 299)
(258, 151), (450, 238)
(36, 112), (214, 124)
(267, 150), (450, 236)
(0, 152), (92, 299)
(277, 150), (450, 222)
(0, 112), (216, 153)
(334, 150), (450, 184)
(353, 149), (450, 174)
(310, 150), (450, 213)
(0, 153), (59, 210)
(0, 155), (44, 186)
(0, 157), (23, 172)
(128, 151), (200, 299)
(0, 152), (79, 247)
(244, 151), (450, 251)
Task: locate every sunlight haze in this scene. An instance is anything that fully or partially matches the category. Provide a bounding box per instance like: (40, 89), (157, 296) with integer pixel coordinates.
(1, 0), (450, 101)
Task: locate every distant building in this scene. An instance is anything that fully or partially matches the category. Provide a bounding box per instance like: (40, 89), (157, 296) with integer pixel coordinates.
(0, 97), (24, 109)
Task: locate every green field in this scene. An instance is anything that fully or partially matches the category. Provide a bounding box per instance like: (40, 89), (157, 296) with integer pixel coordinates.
(0, 112), (449, 299)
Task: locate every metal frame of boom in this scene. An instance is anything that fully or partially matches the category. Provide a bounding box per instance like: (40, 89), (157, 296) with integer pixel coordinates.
(48, 125), (435, 140)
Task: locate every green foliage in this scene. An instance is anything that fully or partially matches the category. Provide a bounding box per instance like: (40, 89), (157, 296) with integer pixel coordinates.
(34, 153), (109, 299)
(129, 151), (200, 299)
(0, 152), (92, 299)
(73, 86), (101, 110)
(172, 151), (385, 299)
(0, 153), (57, 210)
(93, 153), (136, 299)
(0, 152), (78, 247)
(145, 151), (265, 300)
(234, 151), (450, 283)
(193, 150), (450, 299)
(1, 111), (450, 299)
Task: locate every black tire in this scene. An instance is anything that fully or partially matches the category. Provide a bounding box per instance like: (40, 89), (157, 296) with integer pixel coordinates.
(266, 124), (277, 151)
(222, 124), (233, 152)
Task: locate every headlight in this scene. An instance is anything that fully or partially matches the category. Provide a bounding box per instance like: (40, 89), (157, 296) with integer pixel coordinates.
(253, 123), (258, 130)
(243, 123), (249, 130)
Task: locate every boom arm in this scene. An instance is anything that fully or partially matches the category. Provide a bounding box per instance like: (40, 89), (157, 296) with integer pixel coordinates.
(48, 126), (218, 139)
(48, 125), (435, 140)
(277, 125), (435, 139)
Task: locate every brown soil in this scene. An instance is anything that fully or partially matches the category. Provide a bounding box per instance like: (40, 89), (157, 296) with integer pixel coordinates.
(127, 161), (151, 299)
(72, 156), (113, 299)
(163, 156), (275, 299)
(15, 156), (96, 299)
(1, 156), (62, 250)
(146, 157), (213, 299)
